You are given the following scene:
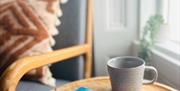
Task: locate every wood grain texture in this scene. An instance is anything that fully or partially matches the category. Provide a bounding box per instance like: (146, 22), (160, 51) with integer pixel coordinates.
(54, 77), (177, 91)
(0, 44), (90, 91)
(84, 0), (93, 78)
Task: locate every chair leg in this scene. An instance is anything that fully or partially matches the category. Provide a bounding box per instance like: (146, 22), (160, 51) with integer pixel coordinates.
(84, 50), (92, 78)
(84, 0), (93, 79)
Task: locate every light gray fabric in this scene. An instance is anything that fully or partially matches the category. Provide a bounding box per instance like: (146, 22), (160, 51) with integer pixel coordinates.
(17, 79), (70, 91)
(51, 0), (87, 81)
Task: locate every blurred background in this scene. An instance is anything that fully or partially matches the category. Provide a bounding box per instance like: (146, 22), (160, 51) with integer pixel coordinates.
(93, 0), (179, 89)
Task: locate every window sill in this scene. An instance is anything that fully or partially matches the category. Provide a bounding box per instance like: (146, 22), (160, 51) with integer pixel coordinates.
(154, 41), (180, 62)
(133, 40), (180, 65)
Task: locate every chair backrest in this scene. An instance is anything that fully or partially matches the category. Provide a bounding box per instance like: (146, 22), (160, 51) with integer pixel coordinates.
(51, 0), (87, 81)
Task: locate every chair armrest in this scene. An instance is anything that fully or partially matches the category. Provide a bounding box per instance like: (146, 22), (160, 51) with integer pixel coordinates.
(0, 44), (89, 91)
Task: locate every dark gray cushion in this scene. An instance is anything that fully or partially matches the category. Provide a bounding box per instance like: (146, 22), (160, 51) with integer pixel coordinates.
(17, 79), (70, 91)
(51, 0), (87, 81)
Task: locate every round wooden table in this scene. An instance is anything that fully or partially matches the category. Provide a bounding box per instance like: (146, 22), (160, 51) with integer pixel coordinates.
(53, 77), (177, 91)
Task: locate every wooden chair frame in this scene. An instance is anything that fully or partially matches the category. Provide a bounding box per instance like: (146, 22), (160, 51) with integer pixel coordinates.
(0, 0), (93, 91)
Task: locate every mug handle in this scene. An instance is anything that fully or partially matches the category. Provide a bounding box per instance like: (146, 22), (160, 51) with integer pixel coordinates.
(143, 66), (158, 84)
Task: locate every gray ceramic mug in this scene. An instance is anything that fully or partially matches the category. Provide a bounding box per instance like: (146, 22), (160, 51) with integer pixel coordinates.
(107, 56), (158, 91)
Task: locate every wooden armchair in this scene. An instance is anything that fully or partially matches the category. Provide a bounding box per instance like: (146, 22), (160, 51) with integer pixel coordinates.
(0, 0), (93, 91)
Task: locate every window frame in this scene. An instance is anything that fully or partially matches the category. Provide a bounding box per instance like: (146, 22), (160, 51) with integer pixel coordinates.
(160, 0), (180, 43)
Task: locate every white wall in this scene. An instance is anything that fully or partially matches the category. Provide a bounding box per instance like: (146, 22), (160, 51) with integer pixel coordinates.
(139, 0), (157, 38)
(151, 50), (180, 90)
(93, 0), (139, 76)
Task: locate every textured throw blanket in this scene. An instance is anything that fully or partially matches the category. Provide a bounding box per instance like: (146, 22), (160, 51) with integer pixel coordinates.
(0, 0), (67, 86)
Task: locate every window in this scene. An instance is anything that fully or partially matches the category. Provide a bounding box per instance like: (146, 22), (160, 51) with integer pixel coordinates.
(162, 0), (180, 43)
(155, 0), (180, 58)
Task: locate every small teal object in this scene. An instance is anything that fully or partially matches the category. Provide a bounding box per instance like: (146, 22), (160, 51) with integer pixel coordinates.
(75, 87), (91, 91)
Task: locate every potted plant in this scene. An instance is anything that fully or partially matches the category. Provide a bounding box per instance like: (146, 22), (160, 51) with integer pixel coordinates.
(138, 14), (164, 64)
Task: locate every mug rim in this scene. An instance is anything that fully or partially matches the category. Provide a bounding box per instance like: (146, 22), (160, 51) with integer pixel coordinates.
(107, 56), (145, 69)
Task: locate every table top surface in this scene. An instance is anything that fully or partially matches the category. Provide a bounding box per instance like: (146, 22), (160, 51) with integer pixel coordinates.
(53, 76), (177, 91)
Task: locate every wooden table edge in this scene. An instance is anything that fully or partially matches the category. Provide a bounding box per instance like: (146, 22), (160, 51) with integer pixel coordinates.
(52, 76), (177, 91)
